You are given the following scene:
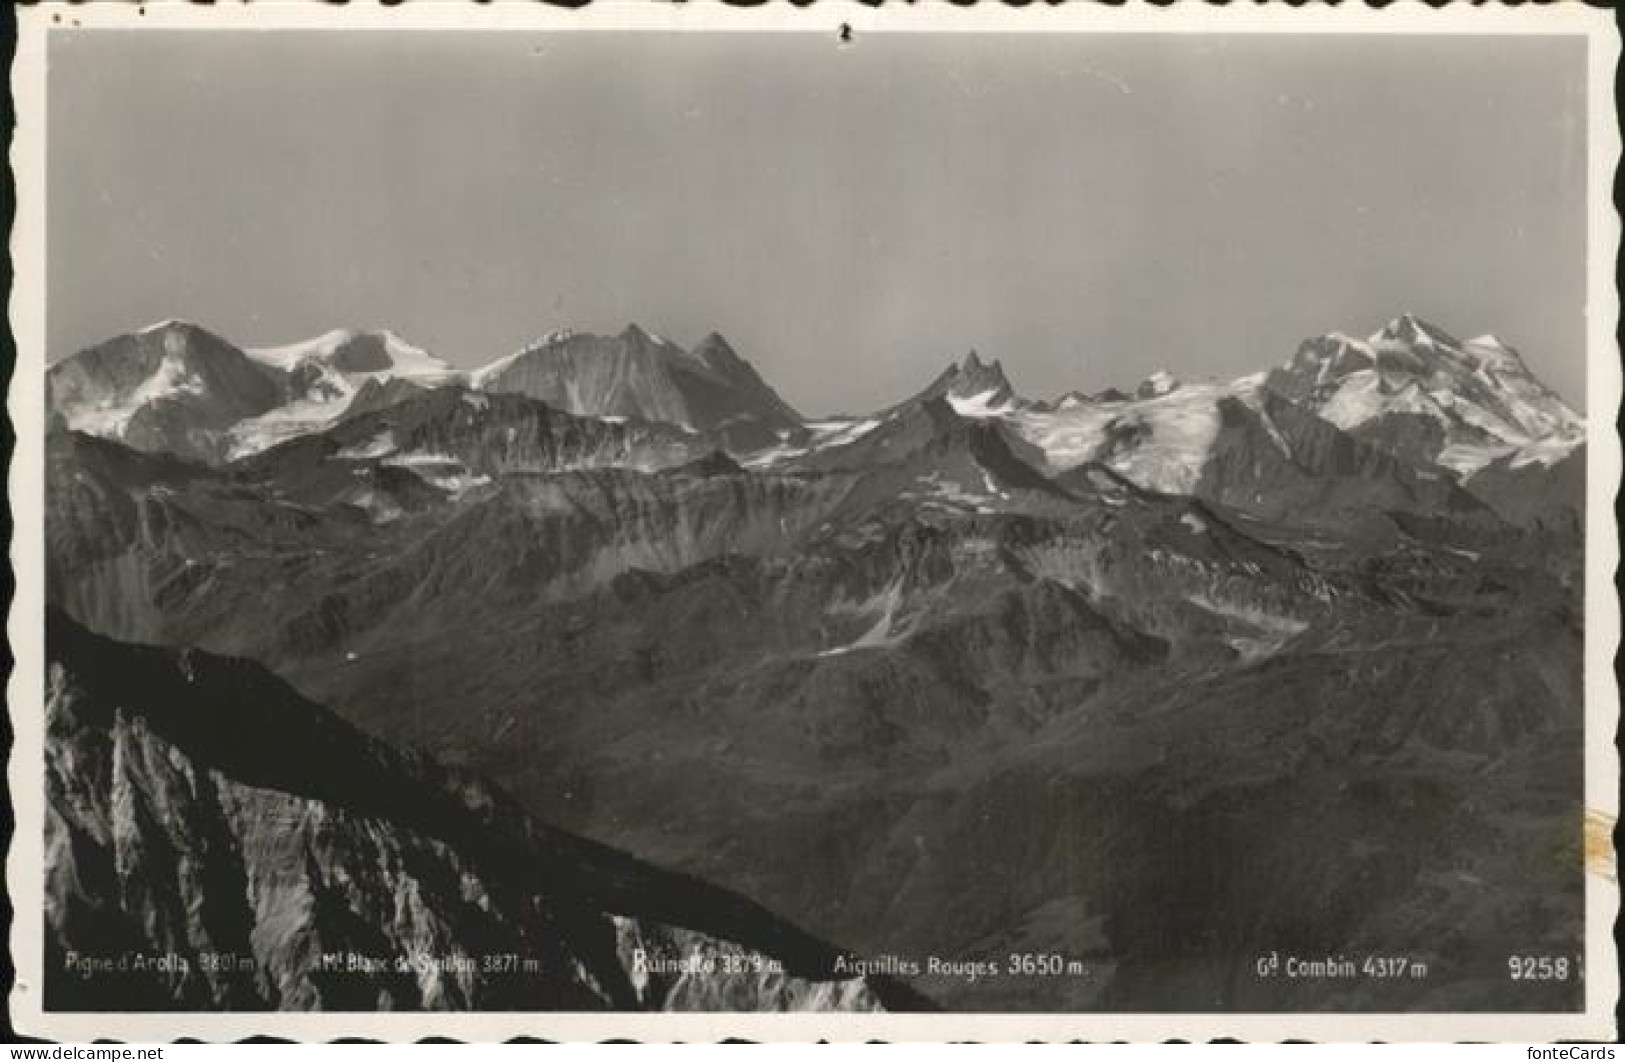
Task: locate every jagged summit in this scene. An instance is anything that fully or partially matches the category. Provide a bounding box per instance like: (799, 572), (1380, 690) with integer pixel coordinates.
(47, 322), (287, 463)
(1375, 312), (1459, 349)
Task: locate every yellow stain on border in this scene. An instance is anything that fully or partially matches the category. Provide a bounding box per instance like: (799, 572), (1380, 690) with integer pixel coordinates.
(1584, 809), (1616, 881)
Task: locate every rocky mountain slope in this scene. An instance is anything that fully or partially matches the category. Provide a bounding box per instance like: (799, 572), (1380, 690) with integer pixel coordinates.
(43, 312), (1588, 1012)
(47, 322), (287, 464)
(49, 322), (801, 463)
(44, 610), (920, 1012)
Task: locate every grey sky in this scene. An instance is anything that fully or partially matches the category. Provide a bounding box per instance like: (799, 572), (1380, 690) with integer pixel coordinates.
(48, 30), (1589, 414)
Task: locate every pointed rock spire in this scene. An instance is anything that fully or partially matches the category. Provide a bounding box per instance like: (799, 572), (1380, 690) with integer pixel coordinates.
(1376, 313), (1458, 349)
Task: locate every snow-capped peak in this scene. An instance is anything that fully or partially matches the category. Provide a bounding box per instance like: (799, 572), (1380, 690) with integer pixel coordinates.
(916, 348), (1018, 409)
(245, 329), (452, 380)
(137, 318), (195, 335)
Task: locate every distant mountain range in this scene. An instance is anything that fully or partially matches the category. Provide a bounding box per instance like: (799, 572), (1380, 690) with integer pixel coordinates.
(43, 312), (1587, 1012)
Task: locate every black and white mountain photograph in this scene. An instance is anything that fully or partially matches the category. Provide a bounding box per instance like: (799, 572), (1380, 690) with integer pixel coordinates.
(13, 7), (1617, 1037)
